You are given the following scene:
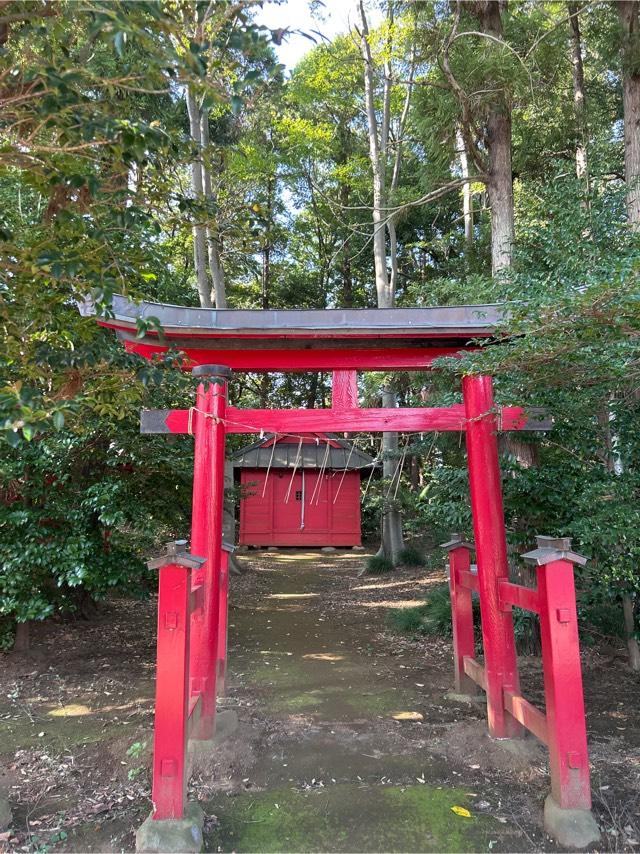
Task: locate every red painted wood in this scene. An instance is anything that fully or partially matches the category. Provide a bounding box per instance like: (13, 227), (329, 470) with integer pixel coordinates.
(457, 568), (479, 592)
(217, 549), (229, 697)
(463, 375), (522, 739)
(239, 469), (361, 547)
(189, 378), (227, 740)
(151, 563), (190, 820)
(503, 690), (549, 745)
(498, 579), (540, 614)
(537, 558), (592, 809)
(162, 404), (533, 436)
(448, 546), (477, 695)
(124, 339), (464, 372)
(463, 656), (487, 691)
(332, 371), (359, 409)
(188, 382), (212, 735)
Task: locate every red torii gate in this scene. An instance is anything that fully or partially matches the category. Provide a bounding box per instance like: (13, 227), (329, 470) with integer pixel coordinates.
(93, 298), (599, 851)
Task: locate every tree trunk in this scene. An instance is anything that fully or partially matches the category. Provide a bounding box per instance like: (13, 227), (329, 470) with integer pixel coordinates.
(306, 373), (319, 409)
(12, 621), (30, 652)
(568, 3), (589, 193)
(622, 594), (640, 671)
(358, 0), (404, 563)
(486, 107), (514, 274)
(456, 127), (474, 246)
(388, 216), (399, 297)
(358, 0), (391, 306)
(186, 87), (212, 308)
(339, 179), (353, 306)
(200, 109), (227, 307)
(616, 1), (640, 230)
(473, 1), (514, 274)
(380, 385), (404, 564)
(262, 175), (273, 311)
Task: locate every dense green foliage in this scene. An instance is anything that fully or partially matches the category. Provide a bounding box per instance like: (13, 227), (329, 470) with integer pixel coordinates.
(1, 1), (639, 661)
(397, 544), (425, 567)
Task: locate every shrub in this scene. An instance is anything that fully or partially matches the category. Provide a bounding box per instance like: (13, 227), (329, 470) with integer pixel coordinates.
(387, 604), (429, 634)
(419, 584), (455, 637)
(397, 544), (425, 567)
(365, 554), (394, 575)
(387, 583), (455, 637)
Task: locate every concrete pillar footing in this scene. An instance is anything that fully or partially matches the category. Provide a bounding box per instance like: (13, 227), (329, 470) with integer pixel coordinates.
(189, 709), (238, 760)
(136, 803), (204, 853)
(543, 794), (600, 849)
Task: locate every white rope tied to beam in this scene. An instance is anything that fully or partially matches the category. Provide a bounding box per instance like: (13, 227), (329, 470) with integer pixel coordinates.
(362, 437), (382, 502)
(284, 437), (303, 503)
(310, 441), (331, 506)
(333, 442), (356, 504)
(261, 435), (278, 498)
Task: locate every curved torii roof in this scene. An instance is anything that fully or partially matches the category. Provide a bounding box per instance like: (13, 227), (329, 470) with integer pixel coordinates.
(88, 296), (505, 372)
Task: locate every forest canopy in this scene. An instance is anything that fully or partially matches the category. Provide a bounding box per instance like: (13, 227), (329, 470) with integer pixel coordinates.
(0, 0), (639, 666)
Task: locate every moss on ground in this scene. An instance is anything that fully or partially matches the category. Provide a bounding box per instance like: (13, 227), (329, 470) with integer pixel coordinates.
(207, 783), (498, 853)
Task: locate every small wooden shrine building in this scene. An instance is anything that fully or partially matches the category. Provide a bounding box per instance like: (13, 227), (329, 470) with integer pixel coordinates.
(233, 433), (374, 548)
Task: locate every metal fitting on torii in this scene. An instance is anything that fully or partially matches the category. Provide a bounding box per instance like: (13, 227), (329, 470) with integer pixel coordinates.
(191, 364), (232, 380)
(147, 539), (206, 570)
(522, 535), (587, 567)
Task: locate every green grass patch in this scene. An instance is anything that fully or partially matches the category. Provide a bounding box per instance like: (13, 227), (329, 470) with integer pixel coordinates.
(365, 554), (394, 575)
(387, 583), (456, 637)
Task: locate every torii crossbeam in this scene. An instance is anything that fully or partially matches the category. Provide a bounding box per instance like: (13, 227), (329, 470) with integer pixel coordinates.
(91, 298), (598, 851)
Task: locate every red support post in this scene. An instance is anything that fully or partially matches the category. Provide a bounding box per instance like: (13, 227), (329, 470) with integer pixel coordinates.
(189, 365), (231, 740)
(462, 374), (522, 739)
(216, 544), (232, 698)
(152, 562), (190, 819)
(147, 541), (205, 821)
(332, 370), (359, 409)
(442, 535), (477, 695)
(525, 537), (592, 810)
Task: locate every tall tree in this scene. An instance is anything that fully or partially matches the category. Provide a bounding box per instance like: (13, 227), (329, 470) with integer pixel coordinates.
(356, 1), (415, 563)
(616, 1), (640, 229)
(568, 3), (589, 190)
(456, 126), (474, 247)
(440, 0), (514, 274)
(357, 0), (393, 307)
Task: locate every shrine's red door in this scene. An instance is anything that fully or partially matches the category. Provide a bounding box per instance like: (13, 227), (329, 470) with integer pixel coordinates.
(239, 468), (361, 547)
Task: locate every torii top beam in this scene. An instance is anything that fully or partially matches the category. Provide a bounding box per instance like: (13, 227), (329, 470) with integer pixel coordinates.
(92, 296), (504, 372)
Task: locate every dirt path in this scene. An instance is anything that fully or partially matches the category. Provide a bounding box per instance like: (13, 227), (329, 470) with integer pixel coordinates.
(202, 550), (540, 852)
(1, 550), (639, 852)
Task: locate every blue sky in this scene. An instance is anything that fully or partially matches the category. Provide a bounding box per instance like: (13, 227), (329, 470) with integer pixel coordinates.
(254, 0), (381, 71)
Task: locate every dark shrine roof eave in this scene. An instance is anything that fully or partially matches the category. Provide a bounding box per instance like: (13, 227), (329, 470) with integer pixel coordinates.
(92, 295), (506, 341)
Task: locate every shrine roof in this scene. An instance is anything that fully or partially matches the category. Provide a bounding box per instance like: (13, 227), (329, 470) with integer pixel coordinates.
(88, 296), (506, 371)
(232, 433), (375, 470)
(94, 296), (503, 339)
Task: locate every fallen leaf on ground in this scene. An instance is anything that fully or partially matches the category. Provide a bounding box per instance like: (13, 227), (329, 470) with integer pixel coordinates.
(451, 806), (472, 818)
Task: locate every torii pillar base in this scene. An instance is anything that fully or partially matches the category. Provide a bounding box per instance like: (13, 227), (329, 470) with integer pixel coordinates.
(543, 795), (600, 849)
(136, 803), (204, 853)
(188, 709), (239, 762)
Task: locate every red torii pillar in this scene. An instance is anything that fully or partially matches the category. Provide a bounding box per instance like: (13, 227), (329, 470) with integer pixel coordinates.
(188, 365), (231, 741)
(463, 374), (523, 739)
